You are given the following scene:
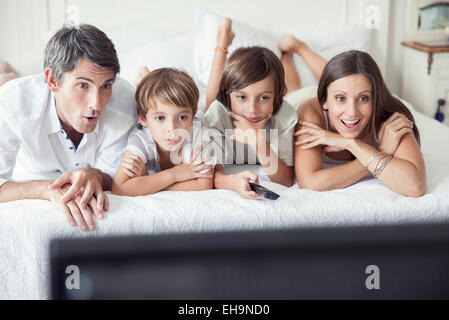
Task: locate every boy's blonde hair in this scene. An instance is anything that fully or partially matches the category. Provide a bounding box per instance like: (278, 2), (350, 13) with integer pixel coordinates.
(135, 68), (199, 117)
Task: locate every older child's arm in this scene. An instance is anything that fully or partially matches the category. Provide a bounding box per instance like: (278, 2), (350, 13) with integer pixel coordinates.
(214, 165), (264, 200)
(253, 133), (294, 187)
(229, 112), (294, 187)
(205, 18), (235, 111)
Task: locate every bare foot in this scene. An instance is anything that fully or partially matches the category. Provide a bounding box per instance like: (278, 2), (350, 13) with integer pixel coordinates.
(0, 61), (16, 74)
(0, 72), (19, 86)
(217, 18), (235, 49)
(134, 66), (150, 87)
(278, 34), (306, 55)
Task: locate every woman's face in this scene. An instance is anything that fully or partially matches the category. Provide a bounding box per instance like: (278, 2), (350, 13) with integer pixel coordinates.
(229, 76), (275, 123)
(323, 73), (373, 139)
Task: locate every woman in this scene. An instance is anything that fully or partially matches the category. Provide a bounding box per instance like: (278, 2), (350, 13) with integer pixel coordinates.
(294, 50), (426, 197)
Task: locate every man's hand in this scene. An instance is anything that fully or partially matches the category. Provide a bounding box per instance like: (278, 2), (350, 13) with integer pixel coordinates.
(47, 183), (103, 231)
(48, 168), (109, 214)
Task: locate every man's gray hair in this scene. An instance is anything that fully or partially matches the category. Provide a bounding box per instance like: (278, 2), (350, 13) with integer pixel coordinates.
(44, 24), (120, 83)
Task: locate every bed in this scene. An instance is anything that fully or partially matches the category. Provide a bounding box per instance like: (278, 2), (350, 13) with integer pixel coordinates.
(1, 2), (448, 300)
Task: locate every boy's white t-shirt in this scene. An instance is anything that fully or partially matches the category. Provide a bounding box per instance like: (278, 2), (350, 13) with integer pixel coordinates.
(124, 120), (216, 175)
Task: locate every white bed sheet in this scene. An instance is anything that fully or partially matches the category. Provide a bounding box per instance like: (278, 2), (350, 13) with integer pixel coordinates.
(0, 108), (448, 299)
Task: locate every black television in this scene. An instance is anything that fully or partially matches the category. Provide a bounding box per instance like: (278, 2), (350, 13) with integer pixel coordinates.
(50, 223), (449, 299)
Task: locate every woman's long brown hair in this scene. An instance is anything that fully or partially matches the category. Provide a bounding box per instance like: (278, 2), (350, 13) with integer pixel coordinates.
(317, 50), (420, 145)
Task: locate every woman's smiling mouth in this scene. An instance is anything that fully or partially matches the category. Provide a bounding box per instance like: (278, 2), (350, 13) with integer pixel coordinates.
(341, 119), (361, 129)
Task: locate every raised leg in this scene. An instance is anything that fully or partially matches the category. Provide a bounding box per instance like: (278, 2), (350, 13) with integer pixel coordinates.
(205, 17), (235, 112)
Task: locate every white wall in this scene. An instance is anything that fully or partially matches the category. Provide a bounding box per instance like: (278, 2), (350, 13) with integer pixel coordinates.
(0, 0), (55, 75)
(0, 0), (405, 92)
(387, 0), (408, 96)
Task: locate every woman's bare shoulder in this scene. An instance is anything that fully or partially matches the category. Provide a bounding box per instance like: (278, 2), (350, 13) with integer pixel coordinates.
(297, 97), (325, 127)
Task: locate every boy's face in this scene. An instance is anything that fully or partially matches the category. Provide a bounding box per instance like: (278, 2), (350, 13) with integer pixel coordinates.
(49, 58), (115, 134)
(139, 99), (194, 152)
(229, 76), (275, 123)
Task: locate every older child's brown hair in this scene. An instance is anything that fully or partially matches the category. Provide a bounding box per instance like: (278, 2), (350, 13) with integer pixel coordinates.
(217, 46), (286, 114)
(135, 68), (199, 118)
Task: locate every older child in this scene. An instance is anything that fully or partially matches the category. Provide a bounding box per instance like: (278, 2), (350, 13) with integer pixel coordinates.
(112, 68), (215, 196)
(203, 20), (302, 199)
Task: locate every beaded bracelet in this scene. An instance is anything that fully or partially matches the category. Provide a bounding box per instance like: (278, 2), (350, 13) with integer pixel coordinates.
(365, 151), (383, 170)
(372, 154), (386, 175)
(215, 46), (228, 54)
(374, 155), (393, 178)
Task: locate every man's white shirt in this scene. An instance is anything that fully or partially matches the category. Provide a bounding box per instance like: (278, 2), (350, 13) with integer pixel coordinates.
(0, 74), (137, 187)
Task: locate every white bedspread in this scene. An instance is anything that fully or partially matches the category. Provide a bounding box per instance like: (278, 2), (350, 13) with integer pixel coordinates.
(1, 109), (448, 299)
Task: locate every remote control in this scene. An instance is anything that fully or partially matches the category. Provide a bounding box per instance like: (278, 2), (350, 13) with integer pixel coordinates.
(248, 182), (280, 200)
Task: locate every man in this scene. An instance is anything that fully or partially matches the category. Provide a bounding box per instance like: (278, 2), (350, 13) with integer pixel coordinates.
(0, 24), (137, 231)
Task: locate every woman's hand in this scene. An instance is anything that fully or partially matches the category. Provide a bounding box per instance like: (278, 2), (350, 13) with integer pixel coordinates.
(229, 111), (272, 148)
(230, 170), (264, 200)
(121, 153), (148, 178)
(295, 120), (349, 151)
(378, 112), (414, 155)
(170, 147), (215, 182)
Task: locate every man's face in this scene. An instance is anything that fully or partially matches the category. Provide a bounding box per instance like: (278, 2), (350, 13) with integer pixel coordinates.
(53, 58), (116, 133)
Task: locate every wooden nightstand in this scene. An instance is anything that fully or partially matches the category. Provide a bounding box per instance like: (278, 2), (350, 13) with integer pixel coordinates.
(401, 40), (449, 127)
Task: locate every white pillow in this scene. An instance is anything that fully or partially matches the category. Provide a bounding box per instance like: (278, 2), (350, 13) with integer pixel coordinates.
(105, 27), (181, 57)
(193, 7), (280, 87)
(119, 33), (195, 86)
(282, 24), (372, 87)
(193, 7), (372, 88)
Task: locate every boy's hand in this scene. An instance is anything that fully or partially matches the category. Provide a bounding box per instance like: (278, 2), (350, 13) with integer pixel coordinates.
(171, 147), (215, 182)
(121, 152), (148, 178)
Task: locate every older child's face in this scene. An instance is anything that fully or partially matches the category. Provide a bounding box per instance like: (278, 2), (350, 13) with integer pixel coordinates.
(139, 99), (194, 152)
(324, 73), (373, 139)
(229, 76), (275, 123)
